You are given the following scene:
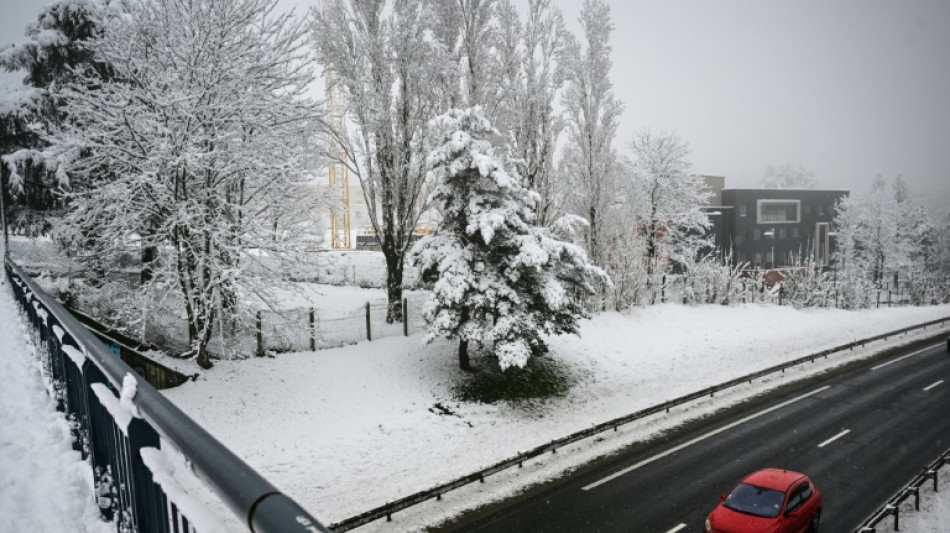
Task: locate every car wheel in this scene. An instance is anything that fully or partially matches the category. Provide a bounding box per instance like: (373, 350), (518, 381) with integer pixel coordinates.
(810, 509), (821, 531)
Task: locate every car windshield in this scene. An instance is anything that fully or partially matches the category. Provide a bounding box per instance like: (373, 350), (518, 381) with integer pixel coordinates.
(723, 483), (786, 518)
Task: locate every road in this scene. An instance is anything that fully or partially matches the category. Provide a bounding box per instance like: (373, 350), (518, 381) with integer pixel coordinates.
(449, 339), (950, 532)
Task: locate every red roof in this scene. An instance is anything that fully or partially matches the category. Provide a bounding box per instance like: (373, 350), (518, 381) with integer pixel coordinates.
(742, 469), (806, 492)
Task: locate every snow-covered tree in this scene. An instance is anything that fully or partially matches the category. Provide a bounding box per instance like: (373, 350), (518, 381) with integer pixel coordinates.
(0, 0), (117, 236)
(411, 107), (604, 371)
(46, 0), (325, 368)
(311, 0), (450, 322)
(561, 0), (622, 268)
(493, 0), (569, 227)
(625, 130), (710, 304)
(760, 163), (817, 189)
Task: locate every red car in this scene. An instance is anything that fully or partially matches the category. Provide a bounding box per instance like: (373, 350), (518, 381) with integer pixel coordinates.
(704, 469), (821, 533)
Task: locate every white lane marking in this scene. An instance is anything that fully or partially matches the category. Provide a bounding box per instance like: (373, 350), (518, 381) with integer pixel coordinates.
(817, 429), (851, 448)
(582, 385), (831, 491)
(871, 345), (940, 371)
(923, 380), (944, 392)
(665, 524), (687, 533)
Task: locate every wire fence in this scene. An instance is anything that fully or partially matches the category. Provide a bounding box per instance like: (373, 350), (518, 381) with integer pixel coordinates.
(4, 236), (432, 358)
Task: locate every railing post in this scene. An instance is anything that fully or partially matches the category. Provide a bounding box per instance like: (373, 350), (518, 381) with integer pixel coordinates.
(127, 417), (162, 533)
(310, 307), (316, 351)
(403, 298), (408, 337)
(256, 311), (263, 357)
(365, 302), (372, 341)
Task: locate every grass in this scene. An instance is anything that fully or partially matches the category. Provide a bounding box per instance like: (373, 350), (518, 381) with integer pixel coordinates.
(452, 351), (577, 406)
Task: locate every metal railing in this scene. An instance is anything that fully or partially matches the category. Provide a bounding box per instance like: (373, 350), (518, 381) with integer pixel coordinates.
(855, 447), (950, 532)
(4, 257), (331, 533)
(330, 315), (950, 531)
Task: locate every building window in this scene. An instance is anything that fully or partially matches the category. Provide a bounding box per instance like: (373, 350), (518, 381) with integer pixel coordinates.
(818, 204), (826, 216)
(757, 199), (801, 224)
(777, 227), (787, 239)
(738, 204), (747, 217)
(754, 252), (763, 265)
(753, 229), (762, 240)
(803, 204), (812, 215)
(792, 227), (800, 239)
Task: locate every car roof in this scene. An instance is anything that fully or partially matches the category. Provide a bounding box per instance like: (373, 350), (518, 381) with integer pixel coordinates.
(742, 469), (806, 492)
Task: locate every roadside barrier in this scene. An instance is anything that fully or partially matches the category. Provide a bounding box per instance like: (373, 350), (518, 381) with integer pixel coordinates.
(330, 314), (950, 531)
(855, 447), (950, 532)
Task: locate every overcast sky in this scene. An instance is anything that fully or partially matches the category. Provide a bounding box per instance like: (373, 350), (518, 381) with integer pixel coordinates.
(3, 0), (949, 201)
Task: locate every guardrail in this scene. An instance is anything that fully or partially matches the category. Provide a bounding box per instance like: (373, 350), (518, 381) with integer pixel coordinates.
(4, 257), (331, 533)
(331, 314), (950, 531)
(855, 447), (950, 532)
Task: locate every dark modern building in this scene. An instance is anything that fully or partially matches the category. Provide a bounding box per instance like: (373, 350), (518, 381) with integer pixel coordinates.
(717, 188), (849, 269)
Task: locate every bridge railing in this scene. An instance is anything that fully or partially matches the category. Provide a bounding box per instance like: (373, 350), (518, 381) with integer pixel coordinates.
(4, 257), (331, 533)
(854, 446), (950, 532)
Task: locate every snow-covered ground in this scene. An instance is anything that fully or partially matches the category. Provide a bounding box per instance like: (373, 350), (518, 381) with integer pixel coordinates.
(898, 474), (950, 532)
(2, 273), (949, 531)
(159, 299), (950, 531)
(0, 280), (110, 533)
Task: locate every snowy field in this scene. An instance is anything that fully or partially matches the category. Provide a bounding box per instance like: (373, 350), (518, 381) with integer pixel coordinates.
(160, 301), (950, 531)
(2, 277), (950, 531)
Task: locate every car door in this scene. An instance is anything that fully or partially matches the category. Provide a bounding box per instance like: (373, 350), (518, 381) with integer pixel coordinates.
(783, 482), (813, 533)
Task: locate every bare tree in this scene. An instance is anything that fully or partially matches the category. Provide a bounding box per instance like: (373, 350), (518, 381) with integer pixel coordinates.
(493, 0), (569, 227)
(47, 0), (325, 368)
(560, 0), (623, 268)
(312, 0), (450, 322)
(626, 130), (710, 304)
(760, 163), (817, 189)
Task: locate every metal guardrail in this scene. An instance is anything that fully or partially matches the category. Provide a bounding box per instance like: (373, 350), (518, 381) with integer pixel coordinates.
(330, 314), (950, 531)
(855, 447), (950, 532)
(4, 257), (331, 533)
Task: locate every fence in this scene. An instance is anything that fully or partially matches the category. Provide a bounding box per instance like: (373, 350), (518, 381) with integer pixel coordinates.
(4, 256), (330, 533)
(254, 293), (431, 355)
(5, 237), (430, 358)
(329, 316), (950, 531)
(855, 447), (950, 532)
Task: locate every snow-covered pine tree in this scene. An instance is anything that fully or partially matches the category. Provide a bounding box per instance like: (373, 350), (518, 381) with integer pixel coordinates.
(411, 107), (605, 371)
(0, 0), (117, 236)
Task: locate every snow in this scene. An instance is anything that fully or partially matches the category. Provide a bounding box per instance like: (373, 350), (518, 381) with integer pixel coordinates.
(3, 267), (949, 532)
(161, 301), (950, 530)
(897, 473), (950, 532)
(0, 280), (111, 533)
(139, 447), (229, 533)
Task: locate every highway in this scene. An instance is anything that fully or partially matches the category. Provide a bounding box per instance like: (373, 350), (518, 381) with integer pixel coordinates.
(447, 338), (950, 532)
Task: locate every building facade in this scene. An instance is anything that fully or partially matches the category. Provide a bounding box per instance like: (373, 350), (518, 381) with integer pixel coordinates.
(718, 188), (848, 269)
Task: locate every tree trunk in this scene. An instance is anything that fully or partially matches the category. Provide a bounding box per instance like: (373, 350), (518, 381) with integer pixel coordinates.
(458, 338), (472, 371)
(382, 240), (405, 323)
(140, 245), (156, 285)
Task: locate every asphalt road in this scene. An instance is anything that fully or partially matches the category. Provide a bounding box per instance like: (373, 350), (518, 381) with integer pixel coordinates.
(449, 339), (950, 533)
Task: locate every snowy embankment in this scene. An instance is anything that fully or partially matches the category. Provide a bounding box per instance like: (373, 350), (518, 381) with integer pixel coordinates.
(162, 301), (950, 531)
(0, 281), (110, 533)
(897, 473), (950, 533)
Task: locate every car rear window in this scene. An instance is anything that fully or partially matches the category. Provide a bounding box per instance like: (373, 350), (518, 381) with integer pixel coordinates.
(723, 483), (785, 518)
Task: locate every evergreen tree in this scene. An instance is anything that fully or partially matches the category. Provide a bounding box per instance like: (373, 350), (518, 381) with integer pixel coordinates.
(0, 0), (115, 236)
(411, 107), (604, 371)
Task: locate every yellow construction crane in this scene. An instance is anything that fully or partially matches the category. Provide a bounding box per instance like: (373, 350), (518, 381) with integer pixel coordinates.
(326, 68), (351, 249)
